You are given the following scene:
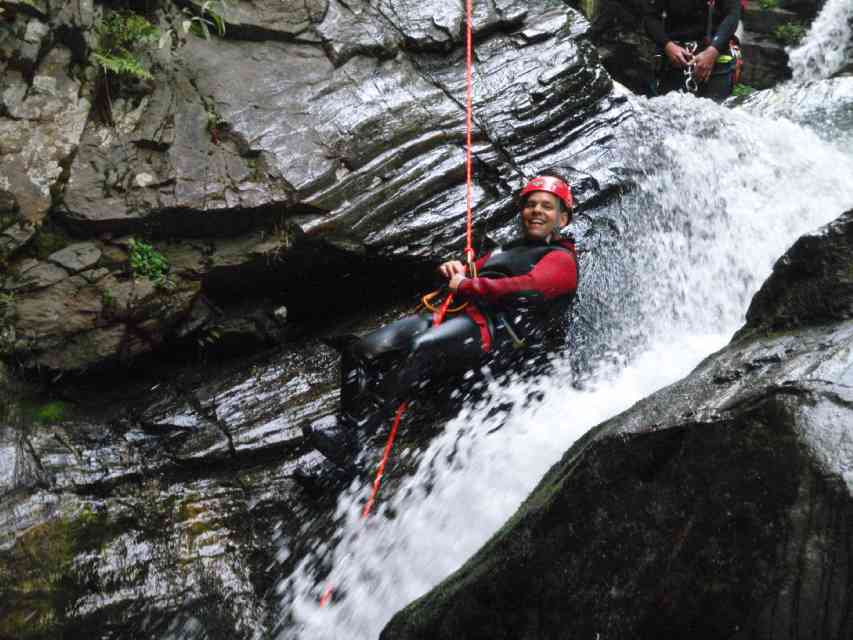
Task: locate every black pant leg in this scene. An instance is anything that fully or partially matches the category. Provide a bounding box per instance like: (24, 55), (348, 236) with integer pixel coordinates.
(340, 314), (432, 425)
(396, 315), (484, 392)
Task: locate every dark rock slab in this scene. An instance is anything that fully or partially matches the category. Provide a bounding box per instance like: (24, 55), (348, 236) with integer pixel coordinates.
(380, 212), (853, 639)
(740, 31), (792, 89)
(738, 209), (853, 335)
(183, 0), (328, 41)
(743, 2), (802, 35)
(47, 242), (102, 273)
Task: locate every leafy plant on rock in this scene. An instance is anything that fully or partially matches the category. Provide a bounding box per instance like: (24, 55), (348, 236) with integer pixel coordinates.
(732, 83), (756, 97)
(92, 10), (161, 125)
(758, 0), (779, 10)
(0, 291), (16, 355)
(128, 238), (173, 289)
(93, 11), (160, 81)
(772, 21), (807, 46)
(182, 1), (229, 40)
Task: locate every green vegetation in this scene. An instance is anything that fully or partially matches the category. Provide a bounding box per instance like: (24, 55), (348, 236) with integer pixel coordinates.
(93, 11), (160, 81)
(128, 238), (173, 288)
(32, 400), (66, 424)
(28, 226), (70, 261)
(0, 506), (120, 639)
(182, 1), (229, 40)
(772, 21), (807, 46)
(202, 95), (228, 143)
(732, 83), (756, 97)
(0, 291), (15, 357)
(758, 0), (779, 10)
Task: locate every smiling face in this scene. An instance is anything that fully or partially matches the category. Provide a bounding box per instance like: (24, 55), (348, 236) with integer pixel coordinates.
(521, 191), (569, 241)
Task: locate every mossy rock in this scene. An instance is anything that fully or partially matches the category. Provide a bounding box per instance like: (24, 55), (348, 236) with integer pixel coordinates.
(0, 505), (123, 639)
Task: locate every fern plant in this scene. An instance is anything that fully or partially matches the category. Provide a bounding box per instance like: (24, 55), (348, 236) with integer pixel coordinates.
(93, 11), (160, 81)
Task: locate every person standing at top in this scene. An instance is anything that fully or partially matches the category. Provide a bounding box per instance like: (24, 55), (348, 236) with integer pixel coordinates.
(644, 0), (741, 101)
(301, 175), (579, 476)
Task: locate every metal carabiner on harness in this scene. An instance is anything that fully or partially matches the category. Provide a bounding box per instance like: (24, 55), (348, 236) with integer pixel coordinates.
(683, 41), (699, 93)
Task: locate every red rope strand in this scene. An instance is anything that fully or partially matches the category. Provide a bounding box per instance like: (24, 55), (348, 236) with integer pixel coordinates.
(362, 402), (408, 519)
(465, 0), (474, 264)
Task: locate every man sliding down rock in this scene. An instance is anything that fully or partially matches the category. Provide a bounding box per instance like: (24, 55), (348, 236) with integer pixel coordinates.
(299, 175), (579, 482)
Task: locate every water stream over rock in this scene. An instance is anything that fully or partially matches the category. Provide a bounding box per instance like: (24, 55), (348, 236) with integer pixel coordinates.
(2, 0), (853, 638)
(280, 6), (853, 637)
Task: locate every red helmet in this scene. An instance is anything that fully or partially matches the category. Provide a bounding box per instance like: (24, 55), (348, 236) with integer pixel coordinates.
(519, 176), (573, 210)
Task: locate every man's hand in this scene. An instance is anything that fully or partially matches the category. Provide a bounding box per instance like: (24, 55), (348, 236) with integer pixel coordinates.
(438, 260), (466, 280)
(664, 41), (693, 69)
(448, 272), (467, 293)
(692, 46), (719, 83)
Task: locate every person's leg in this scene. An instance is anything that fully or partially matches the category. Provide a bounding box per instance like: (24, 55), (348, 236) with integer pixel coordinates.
(397, 315), (484, 392)
(306, 313), (484, 472)
(340, 314), (432, 425)
(352, 314), (485, 439)
(657, 64), (688, 96)
(303, 314), (432, 473)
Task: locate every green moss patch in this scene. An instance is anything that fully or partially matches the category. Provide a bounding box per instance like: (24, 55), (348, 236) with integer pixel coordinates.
(0, 506), (121, 639)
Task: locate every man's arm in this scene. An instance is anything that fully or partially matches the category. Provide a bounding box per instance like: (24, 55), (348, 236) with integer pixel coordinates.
(643, 0), (670, 49)
(455, 251), (577, 304)
(710, 0), (741, 51)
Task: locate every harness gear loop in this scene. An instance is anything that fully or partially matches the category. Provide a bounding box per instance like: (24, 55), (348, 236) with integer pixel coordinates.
(420, 290), (467, 314)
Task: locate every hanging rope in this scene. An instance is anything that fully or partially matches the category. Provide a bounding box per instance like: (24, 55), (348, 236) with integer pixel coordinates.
(319, 0), (477, 609)
(362, 401), (409, 518)
(465, 0), (475, 274)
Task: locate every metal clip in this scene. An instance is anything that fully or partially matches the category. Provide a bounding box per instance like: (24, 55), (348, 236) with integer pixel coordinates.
(496, 313), (526, 350)
(683, 41), (699, 93)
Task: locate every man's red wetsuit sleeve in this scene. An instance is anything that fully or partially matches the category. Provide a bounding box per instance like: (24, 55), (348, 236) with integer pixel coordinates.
(457, 250), (577, 303)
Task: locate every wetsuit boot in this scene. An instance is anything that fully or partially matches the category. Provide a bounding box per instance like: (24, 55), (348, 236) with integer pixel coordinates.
(301, 414), (361, 477)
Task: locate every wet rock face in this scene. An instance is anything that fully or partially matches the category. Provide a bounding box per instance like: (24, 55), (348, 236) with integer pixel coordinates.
(739, 210), (853, 335)
(380, 211), (853, 639)
(0, 0), (626, 374)
(0, 333), (344, 639)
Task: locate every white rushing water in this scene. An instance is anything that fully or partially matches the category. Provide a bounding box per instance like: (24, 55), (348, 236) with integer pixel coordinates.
(278, 8), (853, 639)
(788, 0), (853, 81)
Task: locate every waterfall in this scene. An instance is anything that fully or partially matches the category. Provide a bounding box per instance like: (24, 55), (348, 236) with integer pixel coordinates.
(788, 0), (853, 81)
(276, 5), (853, 639)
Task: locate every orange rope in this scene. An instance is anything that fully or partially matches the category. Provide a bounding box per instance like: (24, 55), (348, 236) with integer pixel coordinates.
(362, 402), (408, 519)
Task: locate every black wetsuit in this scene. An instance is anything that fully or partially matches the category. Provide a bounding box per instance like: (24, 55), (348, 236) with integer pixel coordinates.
(339, 237), (578, 435)
(644, 0), (741, 101)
